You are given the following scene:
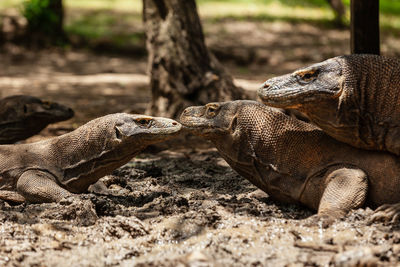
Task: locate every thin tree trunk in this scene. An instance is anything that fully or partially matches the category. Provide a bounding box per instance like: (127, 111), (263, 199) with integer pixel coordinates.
(143, 0), (247, 118)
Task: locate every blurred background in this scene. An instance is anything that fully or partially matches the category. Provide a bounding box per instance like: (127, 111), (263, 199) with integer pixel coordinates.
(0, 0), (399, 137)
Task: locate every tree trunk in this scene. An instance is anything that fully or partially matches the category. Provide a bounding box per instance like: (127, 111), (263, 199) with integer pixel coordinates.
(143, 0), (247, 118)
(48, 0), (65, 39)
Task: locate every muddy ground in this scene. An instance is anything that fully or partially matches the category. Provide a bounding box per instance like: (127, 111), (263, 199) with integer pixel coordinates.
(1, 18), (400, 266)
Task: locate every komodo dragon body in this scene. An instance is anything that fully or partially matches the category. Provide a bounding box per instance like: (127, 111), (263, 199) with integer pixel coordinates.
(0, 113), (181, 203)
(0, 95), (74, 144)
(258, 54), (400, 155)
(180, 100), (400, 222)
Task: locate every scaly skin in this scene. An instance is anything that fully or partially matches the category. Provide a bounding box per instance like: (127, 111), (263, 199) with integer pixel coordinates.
(0, 113), (181, 203)
(180, 100), (400, 223)
(258, 54), (400, 155)
(0, 95), (74, 144)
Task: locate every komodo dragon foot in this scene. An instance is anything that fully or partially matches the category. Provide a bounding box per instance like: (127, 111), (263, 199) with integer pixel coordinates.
(369, 204), (400, 224)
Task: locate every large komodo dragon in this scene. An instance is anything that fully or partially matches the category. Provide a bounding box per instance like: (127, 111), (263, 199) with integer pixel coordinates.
(258, 54), (400, 155)
(180, 100), (400, 223)
(0, 95), (74, 144)
(0, 113), (181, 203)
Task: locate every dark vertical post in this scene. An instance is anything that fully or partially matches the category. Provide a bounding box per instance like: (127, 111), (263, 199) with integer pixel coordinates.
(350, 0), (380, 55)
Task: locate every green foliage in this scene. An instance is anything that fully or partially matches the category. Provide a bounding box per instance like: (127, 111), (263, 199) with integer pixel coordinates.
(22, 0), (61, 34)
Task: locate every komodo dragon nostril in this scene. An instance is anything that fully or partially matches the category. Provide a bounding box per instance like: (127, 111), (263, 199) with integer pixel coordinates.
(172, 122), (177, 125)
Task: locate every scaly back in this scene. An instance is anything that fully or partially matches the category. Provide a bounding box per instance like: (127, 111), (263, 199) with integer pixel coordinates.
(236, 103), (342, 177)
(338, 55), (400, 124)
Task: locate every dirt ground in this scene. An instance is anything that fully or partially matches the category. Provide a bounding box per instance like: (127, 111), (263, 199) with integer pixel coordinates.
(1, 19), (400, 266)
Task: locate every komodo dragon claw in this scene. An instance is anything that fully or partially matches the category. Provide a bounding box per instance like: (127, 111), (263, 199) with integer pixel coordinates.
(369, 204), (400, 224)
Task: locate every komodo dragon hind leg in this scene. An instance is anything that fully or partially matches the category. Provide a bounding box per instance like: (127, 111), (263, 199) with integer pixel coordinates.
(318, 167), (368, 219)
(16, 170), (72, 203)
(370, 203), (400, 224)
(0, 190), (25, 203)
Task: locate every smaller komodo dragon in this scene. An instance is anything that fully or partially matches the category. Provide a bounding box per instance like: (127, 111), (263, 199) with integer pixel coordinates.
(0, 95), (74, 144)
(180, 100), (400, 223)
(258, 54), (400, 155)
(0, 113), (181, 203)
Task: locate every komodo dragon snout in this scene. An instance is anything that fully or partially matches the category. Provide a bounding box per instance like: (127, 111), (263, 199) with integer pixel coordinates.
(0, 113), (182, 203)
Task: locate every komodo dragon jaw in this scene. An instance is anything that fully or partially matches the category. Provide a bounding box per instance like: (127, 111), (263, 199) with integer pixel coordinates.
(258, 57), (343, 108)
(0, 95), (74, 144)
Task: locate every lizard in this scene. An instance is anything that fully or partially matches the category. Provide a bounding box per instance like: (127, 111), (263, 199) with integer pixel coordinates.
(0, 113), (181, 203)
(257, 54), (400, 155)
(0, 95), (74, 144)
(180, 100), (400, 223)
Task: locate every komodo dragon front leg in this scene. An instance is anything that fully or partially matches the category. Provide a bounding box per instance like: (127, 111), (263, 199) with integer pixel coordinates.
(16, 170), (72, 203)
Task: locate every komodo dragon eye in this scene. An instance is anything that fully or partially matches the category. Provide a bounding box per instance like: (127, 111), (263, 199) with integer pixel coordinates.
(206, 105), (219, 118)
(41, 101), (52, 109)
(295, 69), (319, 84)
(136, 118), (153, 128)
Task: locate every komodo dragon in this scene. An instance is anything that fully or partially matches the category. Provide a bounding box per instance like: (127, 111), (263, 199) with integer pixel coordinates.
(0, 95), (74, 144)
(258, 54), (400, 155)
(180, 100), (400, 223)
(0, 113), (181, 203)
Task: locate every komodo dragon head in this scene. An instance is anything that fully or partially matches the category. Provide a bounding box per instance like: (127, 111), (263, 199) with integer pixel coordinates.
(0, 95), (74, 143)
(180, 100), (244, 139)
(111, 114), (182, 142)
(258, 57), (343, 110)
(256, 56), (355, 148)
